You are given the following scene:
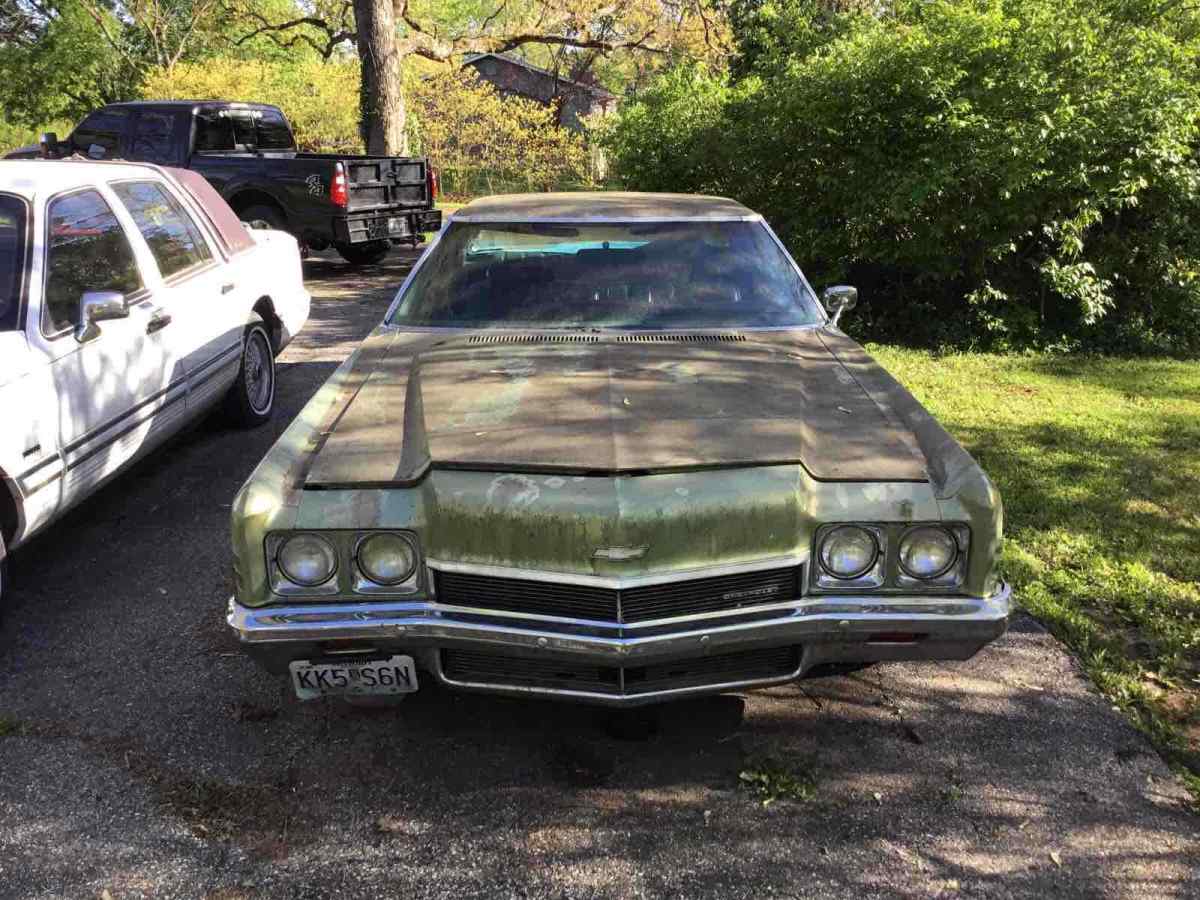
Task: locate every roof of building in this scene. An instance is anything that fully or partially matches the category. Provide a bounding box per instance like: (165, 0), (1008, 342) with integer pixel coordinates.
(0, 158), (167, 195)
(463, 53), (618, 99)
(452, 192), (757, 222)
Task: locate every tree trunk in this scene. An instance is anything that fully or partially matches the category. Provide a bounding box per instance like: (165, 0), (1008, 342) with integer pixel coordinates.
(354, 0), (407, 155)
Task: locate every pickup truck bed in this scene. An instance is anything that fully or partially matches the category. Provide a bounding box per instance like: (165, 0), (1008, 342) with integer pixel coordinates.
(6, 100), (442, 266)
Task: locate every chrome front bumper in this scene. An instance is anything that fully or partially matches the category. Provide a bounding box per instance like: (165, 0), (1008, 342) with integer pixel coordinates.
(227, 582), (1012, 706)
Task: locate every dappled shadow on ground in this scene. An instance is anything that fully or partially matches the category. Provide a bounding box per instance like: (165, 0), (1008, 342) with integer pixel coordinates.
(958, 412), (1200, 583)
(1024, 356), (1200, 404)
(2, 604), (1196, 897)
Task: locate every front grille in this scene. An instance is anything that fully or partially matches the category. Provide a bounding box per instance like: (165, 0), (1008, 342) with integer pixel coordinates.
(441, 646), (801, 696)
(433, 566), (801, 624)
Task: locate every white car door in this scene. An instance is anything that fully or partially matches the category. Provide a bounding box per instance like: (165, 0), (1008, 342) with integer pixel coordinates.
(32, 187), (182, 509)
(108, 178), (245, 415)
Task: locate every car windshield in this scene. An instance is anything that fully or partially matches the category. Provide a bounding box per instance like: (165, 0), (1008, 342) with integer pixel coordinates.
(389, 220), (823, 330)
(0, 195), (26, 332)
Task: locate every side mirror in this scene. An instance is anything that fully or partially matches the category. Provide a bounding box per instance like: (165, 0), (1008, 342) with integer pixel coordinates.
(75, 291), (128, 343)
(39, 132), (60, 159)
(822, 285), (858, 327)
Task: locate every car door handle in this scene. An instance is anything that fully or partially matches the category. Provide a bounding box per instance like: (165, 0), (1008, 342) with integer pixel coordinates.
(146, 309), (172, 334)
(221, 282), (235, 295)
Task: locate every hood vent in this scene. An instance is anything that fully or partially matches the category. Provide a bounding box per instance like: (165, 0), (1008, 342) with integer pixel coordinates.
(464, 332), (746, 345)
(614, 333), (745, 343)
(467, 333), (599, 344)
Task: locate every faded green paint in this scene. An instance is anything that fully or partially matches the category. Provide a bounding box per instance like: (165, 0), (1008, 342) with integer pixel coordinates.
(230, 328), (1005, 609)
(422, 467), (806, 576)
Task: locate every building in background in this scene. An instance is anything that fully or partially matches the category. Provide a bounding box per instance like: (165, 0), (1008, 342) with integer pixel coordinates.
(462, 52), (618, 132)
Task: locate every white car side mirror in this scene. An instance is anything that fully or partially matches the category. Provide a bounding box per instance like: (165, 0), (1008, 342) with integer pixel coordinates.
(76, 291), (128, 343)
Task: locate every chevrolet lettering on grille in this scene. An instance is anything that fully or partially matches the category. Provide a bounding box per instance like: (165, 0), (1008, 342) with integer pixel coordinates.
(720, 585), (784, 603)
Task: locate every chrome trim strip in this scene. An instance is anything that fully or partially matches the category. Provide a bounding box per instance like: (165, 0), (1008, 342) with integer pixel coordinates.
(759, 218), (826, 324)
(61, 341), (238, 457)
(425, 553), (806, 591)
(449, 214), (763, 224)
(228, 582), (1013, 655)
(427, 597), (810, 632)
(384, 219), (449, 321)
(378, 324), (829, 336)
(434, 654), (805, 704)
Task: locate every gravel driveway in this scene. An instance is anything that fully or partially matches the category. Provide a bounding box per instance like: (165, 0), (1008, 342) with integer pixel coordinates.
(1, 249), (1196, 899)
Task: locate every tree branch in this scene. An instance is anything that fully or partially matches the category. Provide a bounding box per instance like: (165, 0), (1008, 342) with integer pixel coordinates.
(231, 2), (355, 59)
(76, 0), (146, 73)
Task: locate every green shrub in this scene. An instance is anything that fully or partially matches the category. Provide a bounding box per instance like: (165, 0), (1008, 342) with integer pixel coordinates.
(603, 0), (1200, 355)
(142, 60), (363, 153)
(409, 69), (592, 197)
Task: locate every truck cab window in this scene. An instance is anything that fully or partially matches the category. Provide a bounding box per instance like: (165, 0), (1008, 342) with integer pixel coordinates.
(131, 111), (179, 164)
(43, 190), (142, 334)
(229, 113), (257, 148)
(112, 181), (213, 279)
(255, 109), (294, 150)
(195, 111), (234, 152)
(69, 109), (129, 159)
(0, 195), (27, 333)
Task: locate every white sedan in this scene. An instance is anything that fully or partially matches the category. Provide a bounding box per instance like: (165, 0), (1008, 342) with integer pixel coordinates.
(0, 159), (310, 611)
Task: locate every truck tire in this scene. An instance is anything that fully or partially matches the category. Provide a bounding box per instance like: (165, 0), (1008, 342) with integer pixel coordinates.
(240, 204), (286, 231)
(223, 322), (276, 428)
(336, 240), (390, 266)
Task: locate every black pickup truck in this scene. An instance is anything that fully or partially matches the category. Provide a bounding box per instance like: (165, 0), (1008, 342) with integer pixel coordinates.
(8, 100), (442, 265)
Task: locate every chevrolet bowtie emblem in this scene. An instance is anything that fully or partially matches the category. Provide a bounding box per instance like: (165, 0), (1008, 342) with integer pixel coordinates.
(592, 546), (649, 561)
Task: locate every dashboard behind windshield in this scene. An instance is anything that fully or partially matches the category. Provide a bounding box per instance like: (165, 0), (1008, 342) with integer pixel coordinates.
(389, 220), (823, 330)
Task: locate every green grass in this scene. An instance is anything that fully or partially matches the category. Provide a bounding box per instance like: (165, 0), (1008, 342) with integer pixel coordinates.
(870, 347), (1200, 796)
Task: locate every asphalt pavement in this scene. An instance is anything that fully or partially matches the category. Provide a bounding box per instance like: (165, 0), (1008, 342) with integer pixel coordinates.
(0, 249), (1196, 899)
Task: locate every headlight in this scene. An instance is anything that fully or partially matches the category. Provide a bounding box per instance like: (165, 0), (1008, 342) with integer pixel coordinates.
(818, 525), (879, 579)
(357, 533), (417, 585)
(898, 526), (957, 579)
(277, 533), (338, 586)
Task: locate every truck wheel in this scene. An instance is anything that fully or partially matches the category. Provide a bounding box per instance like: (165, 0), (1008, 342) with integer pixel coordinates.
(240, 204), (286, 231)
(223, 322), (276, 428)
(336, 240), (390, 266)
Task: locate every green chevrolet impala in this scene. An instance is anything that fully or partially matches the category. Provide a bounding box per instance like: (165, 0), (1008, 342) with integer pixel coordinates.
(227, 193), (1010, 706)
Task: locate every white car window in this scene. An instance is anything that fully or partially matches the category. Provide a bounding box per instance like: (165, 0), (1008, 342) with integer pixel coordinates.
(43, 190), (143, 335)
(0, 194), (26, 332)
(111, 180), (213, 280)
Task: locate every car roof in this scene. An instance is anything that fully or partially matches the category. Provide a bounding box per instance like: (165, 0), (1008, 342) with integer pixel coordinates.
(452, 192), (758, 222)
(0, 159), (171, 198)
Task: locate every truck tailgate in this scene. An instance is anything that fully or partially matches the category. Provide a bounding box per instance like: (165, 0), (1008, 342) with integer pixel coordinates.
(344, 158), (429, 211)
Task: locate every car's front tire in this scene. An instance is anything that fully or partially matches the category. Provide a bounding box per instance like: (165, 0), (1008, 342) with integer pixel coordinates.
(335, 240), (390, 266)
(224, 322), (276, 428)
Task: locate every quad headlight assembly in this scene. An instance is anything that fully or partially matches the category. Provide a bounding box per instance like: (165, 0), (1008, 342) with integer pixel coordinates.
(813, 522), (968, 591)
(267, 530), (423, 596)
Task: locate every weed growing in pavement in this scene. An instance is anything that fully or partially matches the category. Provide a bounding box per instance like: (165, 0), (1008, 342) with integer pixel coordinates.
(739, 754), (819, 806)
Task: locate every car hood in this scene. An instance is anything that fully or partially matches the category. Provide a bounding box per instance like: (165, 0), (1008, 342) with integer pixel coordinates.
(303, 328), (931, 488)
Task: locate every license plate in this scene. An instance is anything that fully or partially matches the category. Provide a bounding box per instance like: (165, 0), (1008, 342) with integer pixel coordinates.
(289, 655), (418, 701)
